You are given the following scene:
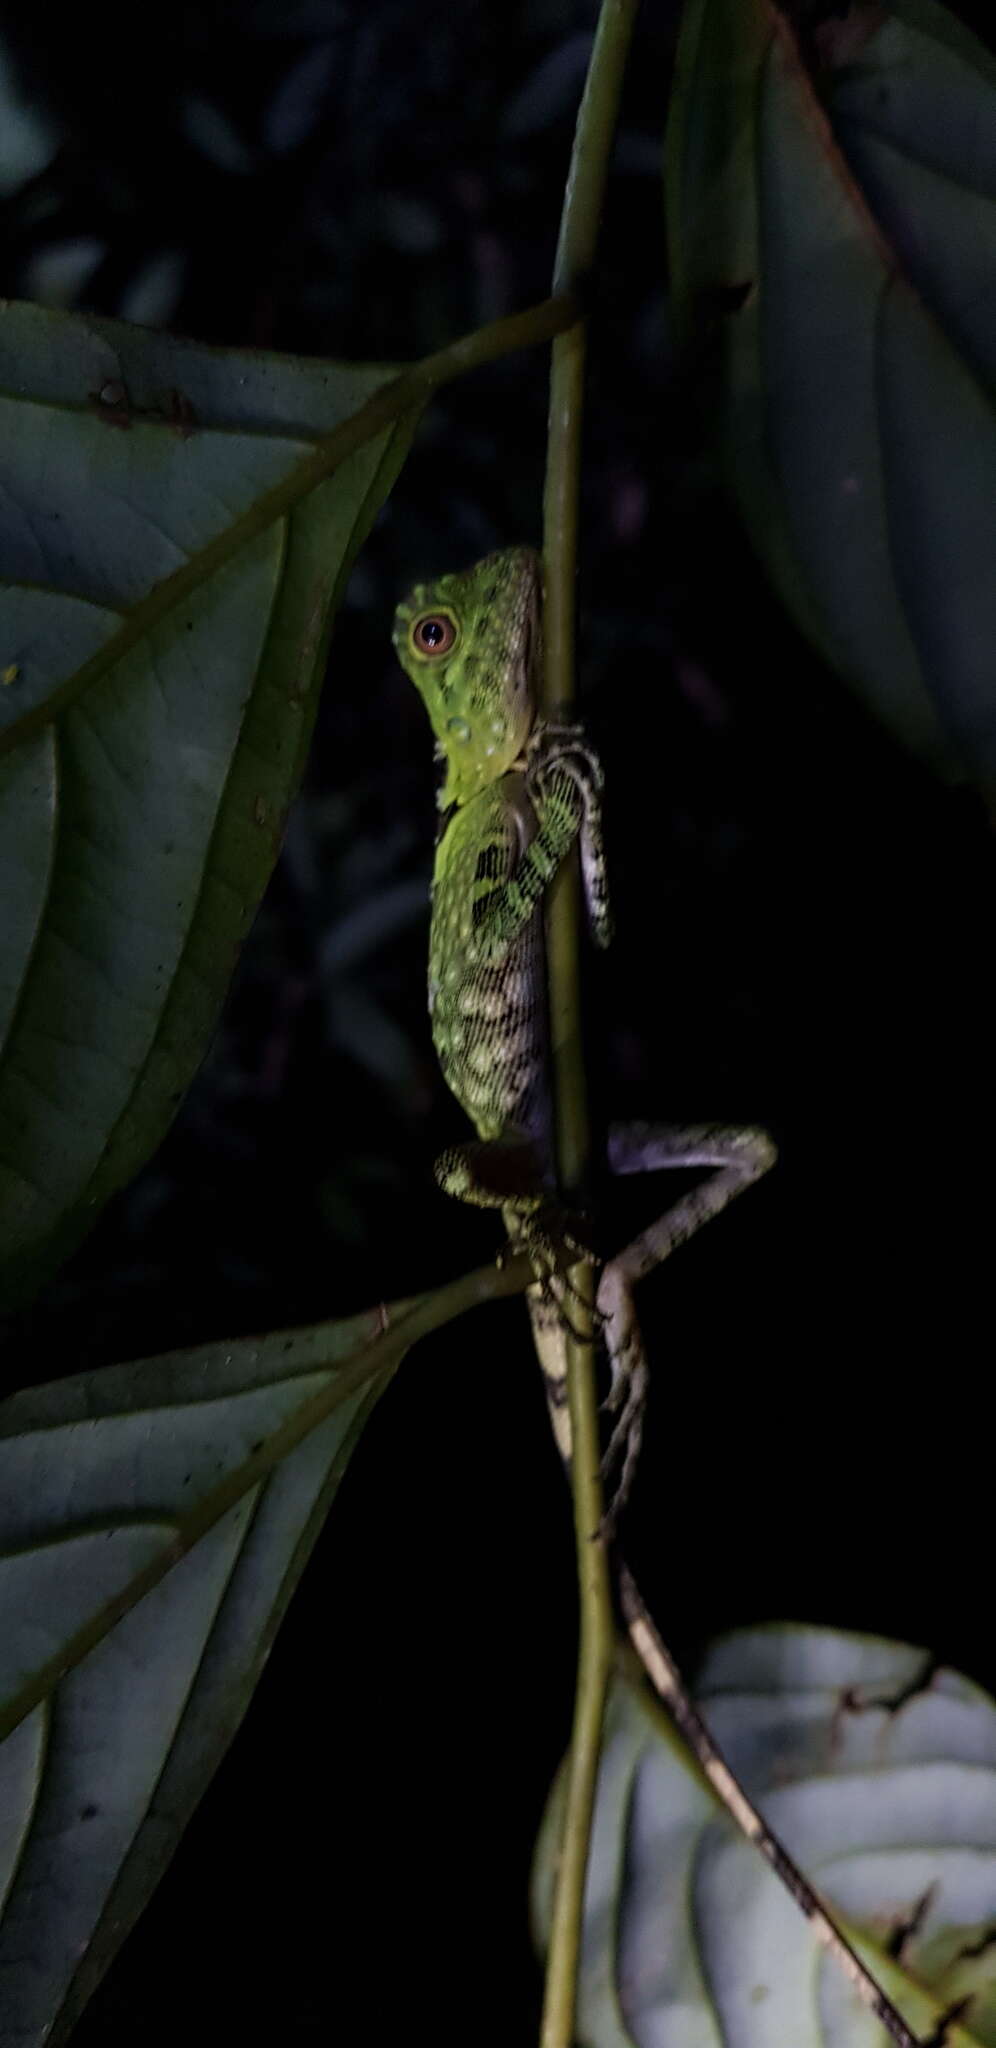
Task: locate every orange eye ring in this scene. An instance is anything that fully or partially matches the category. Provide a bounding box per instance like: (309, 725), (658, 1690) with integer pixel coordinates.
(410, 609), (458, 658)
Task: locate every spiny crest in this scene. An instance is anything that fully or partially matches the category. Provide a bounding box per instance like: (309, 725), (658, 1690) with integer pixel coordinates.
(392, 546), (541, 807)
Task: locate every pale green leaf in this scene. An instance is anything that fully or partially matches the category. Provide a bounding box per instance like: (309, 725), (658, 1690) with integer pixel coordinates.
(0, 1297), (416, 2045)
(666, 0), (996, 794)
(535, 1626), (996, 2045)
(0, 299), (418, 1308)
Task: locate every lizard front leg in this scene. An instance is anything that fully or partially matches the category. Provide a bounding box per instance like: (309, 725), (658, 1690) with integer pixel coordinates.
(456, 723), (610, 967)
(526, 723), (612, 950)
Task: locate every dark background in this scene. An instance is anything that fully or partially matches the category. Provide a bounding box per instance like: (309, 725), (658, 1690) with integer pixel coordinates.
(0, 0), (994, 2039)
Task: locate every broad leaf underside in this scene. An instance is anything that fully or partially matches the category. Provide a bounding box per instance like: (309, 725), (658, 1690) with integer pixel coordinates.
(535, 1625), (996, 2047)
(536, 1630), (996, 2048)
(667, 0), (996, 793)
(0, 300), (416, 1307)
(0, 1305), (407, 2044)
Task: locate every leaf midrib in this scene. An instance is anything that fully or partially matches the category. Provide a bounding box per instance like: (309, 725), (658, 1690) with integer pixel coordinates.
(0, 292), (579, 763)
(0, 1250), (536, 1747)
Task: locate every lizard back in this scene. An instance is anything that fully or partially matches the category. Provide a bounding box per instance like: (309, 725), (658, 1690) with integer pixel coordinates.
(429, 774), (550, 1158)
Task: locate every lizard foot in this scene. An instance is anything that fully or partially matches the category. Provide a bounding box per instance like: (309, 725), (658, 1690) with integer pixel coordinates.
(541, 1269), (605, 1346)
(525, 720), (604, 795)
(595, 1259), (650, 1534)
(499, 1208), (605, 1340)
(598, 1370), (648, 1535)
(498, 1203), (593, 1280)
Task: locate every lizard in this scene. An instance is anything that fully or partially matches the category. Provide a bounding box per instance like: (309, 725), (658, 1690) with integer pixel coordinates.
(392, 544), (776, 1504)
(392, 553), (924, 2046)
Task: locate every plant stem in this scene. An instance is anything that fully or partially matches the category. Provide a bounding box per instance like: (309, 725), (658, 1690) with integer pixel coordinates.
(538, 4), (640, 2045)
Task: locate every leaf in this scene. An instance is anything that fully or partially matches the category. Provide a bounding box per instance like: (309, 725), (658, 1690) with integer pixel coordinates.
(0, 299), (419, 1309)
(534, 1625), (996, 2045)
(0, 1245), (535, 2043)
(666, 0), (996, 796)
(0, 1294), (418, 2045)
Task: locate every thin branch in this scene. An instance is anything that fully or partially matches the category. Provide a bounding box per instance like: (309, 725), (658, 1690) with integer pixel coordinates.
(619, 1568), (924, 2048)
(538, 4), (640, 2045)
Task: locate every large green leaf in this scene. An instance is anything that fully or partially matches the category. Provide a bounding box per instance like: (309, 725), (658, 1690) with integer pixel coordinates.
(0, 300), (418, 1308)
(535, 1626), (996, 2045)
(666, 0), (996, 795)
(0, 1245), (535, 2044)
(0, 1296), (418, 2045)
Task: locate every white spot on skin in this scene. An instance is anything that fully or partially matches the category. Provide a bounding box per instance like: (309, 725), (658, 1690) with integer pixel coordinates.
(457, 985), (498, 1021)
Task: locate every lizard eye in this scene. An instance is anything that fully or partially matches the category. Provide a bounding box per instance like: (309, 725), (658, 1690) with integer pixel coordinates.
(410, 610), (458, 658)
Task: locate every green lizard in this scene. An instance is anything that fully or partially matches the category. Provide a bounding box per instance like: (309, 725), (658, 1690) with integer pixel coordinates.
(393, 545), (775, 1501)
(393, 548), (924, 2047)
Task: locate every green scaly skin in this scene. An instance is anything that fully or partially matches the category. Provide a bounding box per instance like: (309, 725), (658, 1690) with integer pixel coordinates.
(393, 546), (610, 1457)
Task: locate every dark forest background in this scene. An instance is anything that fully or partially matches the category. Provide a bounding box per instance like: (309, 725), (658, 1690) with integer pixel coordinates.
(0, 1), (994, 2039)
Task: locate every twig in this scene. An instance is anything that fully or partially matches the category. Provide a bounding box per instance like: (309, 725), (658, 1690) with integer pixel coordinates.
(619, 1565), (923, 2048)
(538, 4), (640, 2044)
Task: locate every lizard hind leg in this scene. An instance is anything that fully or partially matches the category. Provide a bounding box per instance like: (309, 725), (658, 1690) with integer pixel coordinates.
(433, 1135), (546, 1211)
(594, 1122), (777, 1527)
(594, 1260), (650, 1531)
(433, 1139), (594, 1309)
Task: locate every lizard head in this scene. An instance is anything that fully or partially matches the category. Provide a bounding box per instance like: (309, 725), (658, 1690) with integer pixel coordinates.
(392, 546), (541, 808)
